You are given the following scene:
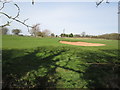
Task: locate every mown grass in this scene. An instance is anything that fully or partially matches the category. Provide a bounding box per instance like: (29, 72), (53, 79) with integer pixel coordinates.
(2, 35), (64, 49)
(2, 35), (120, 89)
(2, 35), (119, 50)
(60, 38), (119, 50)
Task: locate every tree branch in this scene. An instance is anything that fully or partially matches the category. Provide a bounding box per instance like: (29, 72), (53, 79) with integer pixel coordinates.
(13, 3), (20, 19)
(0, 21), (12, 27)
(96, 0), (109, 7)
(0, 1), (10, 10)
(0, 1), (33, 31)
(23, 18), (29, 23)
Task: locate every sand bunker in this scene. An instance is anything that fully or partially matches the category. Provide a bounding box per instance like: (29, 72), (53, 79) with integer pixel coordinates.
(60, 41), (106, 46)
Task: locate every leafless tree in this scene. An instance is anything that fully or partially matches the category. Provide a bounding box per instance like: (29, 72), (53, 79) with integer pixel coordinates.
(0, 0), (33, 31)
(30, 24), (40, 36)
(42, 29), (51, 37)
(81, 32), (86, 37)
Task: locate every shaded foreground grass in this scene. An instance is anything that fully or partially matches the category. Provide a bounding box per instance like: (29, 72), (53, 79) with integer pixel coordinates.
(2, 46), (120, 89)
(2, 35), (120, 89)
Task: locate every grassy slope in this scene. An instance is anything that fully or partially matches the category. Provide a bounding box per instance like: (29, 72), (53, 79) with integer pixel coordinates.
(2, 35), (120, 88)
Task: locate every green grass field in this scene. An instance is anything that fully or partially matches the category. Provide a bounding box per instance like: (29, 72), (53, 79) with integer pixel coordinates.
(2, 35), (120, 88)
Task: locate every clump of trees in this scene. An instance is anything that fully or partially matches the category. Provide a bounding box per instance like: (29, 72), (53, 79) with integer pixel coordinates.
(97, 33), (120, 40)
(51, 33), (55, 37)
(60, 32), (87, 38)
(42, 29), (51, 37)
(30, 24), (40, 37)
(69, 33), (74, 37)
(12, 29), (21, 35)
(60, 32), (120, 40)
(30, 24), (51, 37)
(60, 33), (74, 37)
(74, 34), (81, 37)
(36, 31), (43, 37)
(0, 27), (9, 35)
(0, 27), (23, 36)
(36, 30), (51, 37)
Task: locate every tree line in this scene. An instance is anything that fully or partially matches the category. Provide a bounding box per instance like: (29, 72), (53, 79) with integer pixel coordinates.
(0, 27), (22, 36)
(60, 32), (120, 40)
(0, 26), (120, 40)
(0, 26), (55, 37)
(97, 33), (120, 40)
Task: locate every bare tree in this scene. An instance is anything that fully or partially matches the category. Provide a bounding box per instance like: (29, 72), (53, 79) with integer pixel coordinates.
(81, 32), (86, 37)
(42, 29), (51, 37)
(30, 24), (40, 37)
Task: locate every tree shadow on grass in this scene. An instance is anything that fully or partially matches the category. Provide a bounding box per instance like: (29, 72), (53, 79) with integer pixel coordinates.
(79, 49), (120, 89)
(52, 49), (120, 88)
(2, 47), (68, 89)
(82, 64), (120, 88)
(2, 47), (120, 89)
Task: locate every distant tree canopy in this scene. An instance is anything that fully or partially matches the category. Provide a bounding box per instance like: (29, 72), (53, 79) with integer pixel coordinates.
(69, 33), (74, 37)
(12, 29), (21, 35)
(51, 33), (55, 37)
(29, 24), (51, 37)
(97, 33), (120, 40)
(60, 33), (65, 37)
(74, 34), (81, 37)
(36, 31), (43, 37)
(60, 32), (120, 40)
(60, 33), (74, 37)
(0, 27), (8, 35)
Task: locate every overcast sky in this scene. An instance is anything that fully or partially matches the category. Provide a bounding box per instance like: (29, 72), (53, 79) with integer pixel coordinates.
(1, 1), (118, 35)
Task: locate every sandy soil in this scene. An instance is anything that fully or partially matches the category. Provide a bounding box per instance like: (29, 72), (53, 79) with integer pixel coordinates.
(60, 41), (106, 46)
